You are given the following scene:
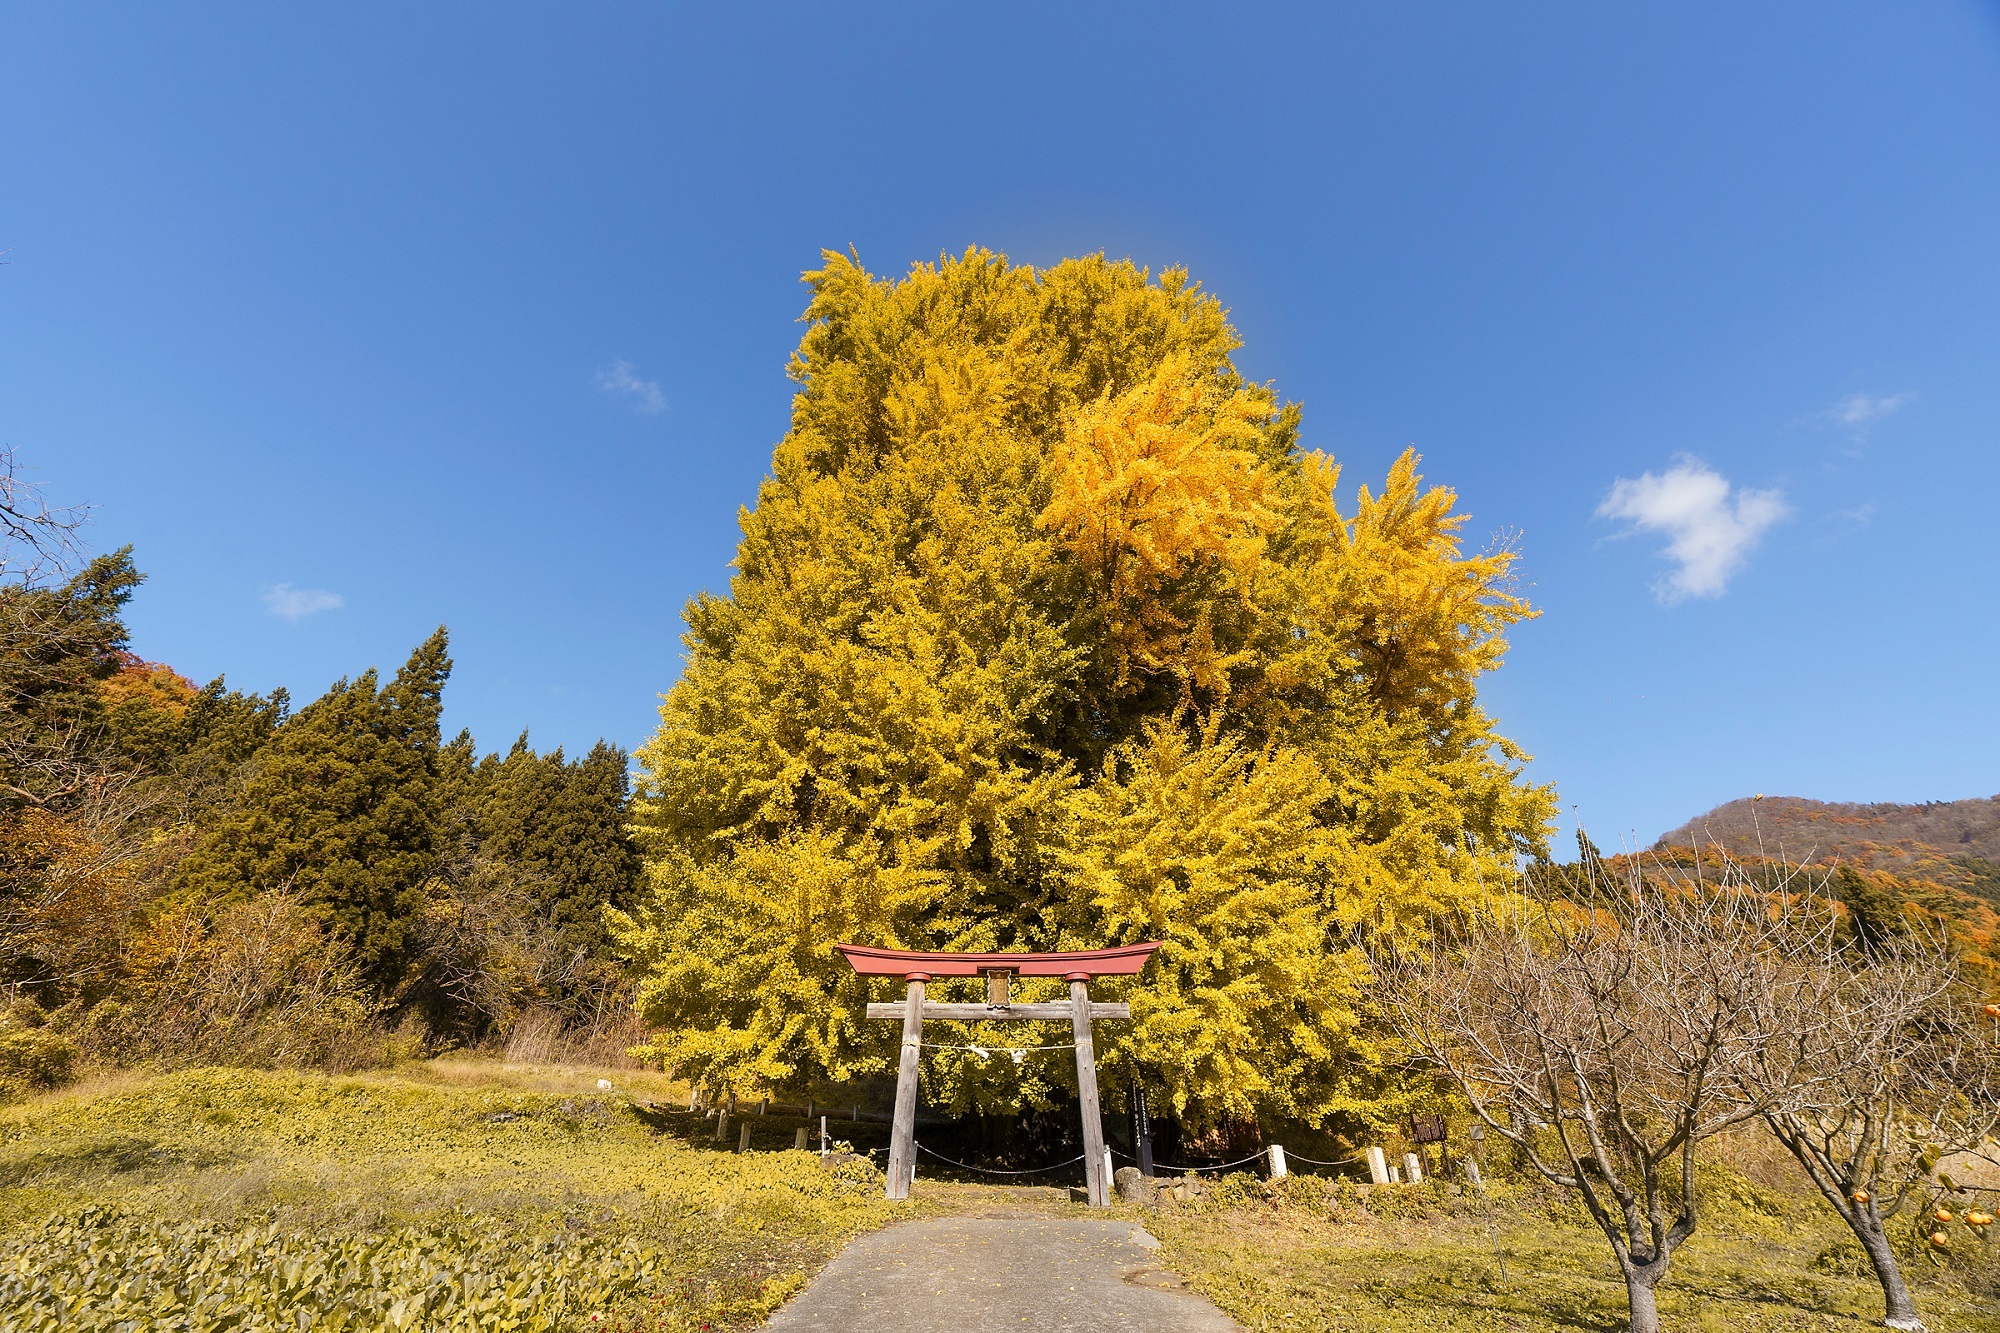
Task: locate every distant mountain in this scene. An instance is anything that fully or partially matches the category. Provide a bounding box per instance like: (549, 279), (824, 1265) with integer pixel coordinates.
(1654, 794), (2000, 907)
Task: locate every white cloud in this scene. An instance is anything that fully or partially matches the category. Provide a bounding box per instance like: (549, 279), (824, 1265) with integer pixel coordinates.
(263, 583), (345, 621)
(1823, 392), (1910, 427)
(1596, 456), (1790, 603)
(596, 359), (666, 414)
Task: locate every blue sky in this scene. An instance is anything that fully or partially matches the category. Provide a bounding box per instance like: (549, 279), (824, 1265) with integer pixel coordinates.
(5, 4), (1997, 848)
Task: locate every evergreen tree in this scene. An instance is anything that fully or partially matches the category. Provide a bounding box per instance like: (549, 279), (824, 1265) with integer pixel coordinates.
(105, 669), (290, 827)
(1833, 863), (1910, 953)
(0, 548), (142, 812)
(614, 250), (1555, 1124)
(469, 735), (638, 954)
(176, 629), (452, 986)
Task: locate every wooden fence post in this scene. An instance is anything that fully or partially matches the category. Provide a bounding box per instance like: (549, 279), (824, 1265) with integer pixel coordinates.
(1069, 975), (1109, 1207)
(794, 1126), (809, 1151)
(884, 974), (928, 1200)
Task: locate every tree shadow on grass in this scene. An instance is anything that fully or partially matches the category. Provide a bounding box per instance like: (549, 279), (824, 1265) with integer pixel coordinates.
(0, 1135), (237, 1189)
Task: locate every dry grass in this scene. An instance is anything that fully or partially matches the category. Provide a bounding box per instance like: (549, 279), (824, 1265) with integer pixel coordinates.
(1126, 1169), (2000, 1333)
(403, 1054), (687, 1101)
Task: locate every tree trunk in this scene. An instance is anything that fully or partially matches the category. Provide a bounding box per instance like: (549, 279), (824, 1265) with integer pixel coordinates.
(1853, 1214), (1925, 1331)
(1623, 1270), (1661, 1333)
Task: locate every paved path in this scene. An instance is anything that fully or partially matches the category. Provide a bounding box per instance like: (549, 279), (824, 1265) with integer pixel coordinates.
(765, 1215), (1242, 1331)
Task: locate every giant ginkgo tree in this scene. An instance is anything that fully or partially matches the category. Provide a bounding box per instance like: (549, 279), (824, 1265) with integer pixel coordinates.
(613, 248), (1554, 1130)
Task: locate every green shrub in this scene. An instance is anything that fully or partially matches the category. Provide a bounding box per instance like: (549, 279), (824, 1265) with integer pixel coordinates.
(0, 1027), (78, 1101)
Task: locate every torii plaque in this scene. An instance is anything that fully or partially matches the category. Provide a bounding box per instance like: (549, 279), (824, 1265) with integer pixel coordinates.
(836, 942), (1161, 1206)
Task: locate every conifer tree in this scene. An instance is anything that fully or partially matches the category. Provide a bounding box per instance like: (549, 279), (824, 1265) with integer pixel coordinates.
(0, 548), (143, 812)
(472, 735), (639, 952)
(614, 250), (1555, 1125)
(176, 629), (452, 986)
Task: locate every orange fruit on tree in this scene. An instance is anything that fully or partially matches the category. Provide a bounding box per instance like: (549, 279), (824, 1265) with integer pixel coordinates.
(1930, 1231), (1951, 1248)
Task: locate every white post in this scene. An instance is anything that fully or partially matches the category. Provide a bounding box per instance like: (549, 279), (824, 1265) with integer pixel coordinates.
(1389, 1163), (1402, 1184)
(1267, 1144), (1288, 1179)
(1466, 1158), (1484, 1188)
(1365, 1146), (1391, 1184)
(1104, 1147), (1116, 1192)
(820, 1115), (829, 1159)
(1403, 1152), (1424, 1184)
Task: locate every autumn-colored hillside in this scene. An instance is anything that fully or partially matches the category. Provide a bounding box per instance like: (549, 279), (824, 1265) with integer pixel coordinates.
(1649, 793), (2000, 985)
(1656, 793), (2000, 905)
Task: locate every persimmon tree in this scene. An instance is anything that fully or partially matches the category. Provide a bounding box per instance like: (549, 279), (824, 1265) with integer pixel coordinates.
(1374, 861), (1833, 1333)
(1743, 928), (2000, 1332)
(615, 248), (1554, 1126)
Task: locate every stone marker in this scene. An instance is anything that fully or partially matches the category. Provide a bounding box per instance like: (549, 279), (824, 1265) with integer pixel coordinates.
(1115, 1165), (1158, 1203)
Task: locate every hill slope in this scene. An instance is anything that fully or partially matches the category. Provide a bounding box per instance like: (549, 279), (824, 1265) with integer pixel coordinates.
(1655, 794), (2000, 906)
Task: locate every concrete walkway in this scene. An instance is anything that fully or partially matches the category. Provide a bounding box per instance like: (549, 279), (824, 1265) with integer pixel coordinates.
(765, 1216), (1242, 1331)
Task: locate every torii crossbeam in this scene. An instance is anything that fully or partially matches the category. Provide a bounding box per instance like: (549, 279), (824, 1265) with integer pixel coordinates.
(836, 942), (1160, 1206)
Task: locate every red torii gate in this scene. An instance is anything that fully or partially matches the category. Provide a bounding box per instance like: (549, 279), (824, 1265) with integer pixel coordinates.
(836, 942), (1161, 1207)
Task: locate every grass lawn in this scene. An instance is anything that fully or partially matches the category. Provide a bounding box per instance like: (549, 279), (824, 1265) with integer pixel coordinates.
(4, 1063), (1994, 1331)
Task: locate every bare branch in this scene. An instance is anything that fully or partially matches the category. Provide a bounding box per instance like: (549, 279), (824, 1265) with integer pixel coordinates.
(0, 447), (87, 586)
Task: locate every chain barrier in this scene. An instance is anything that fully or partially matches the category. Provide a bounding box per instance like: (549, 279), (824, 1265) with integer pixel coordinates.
(1108, 1145), (1270, 1174)
(1108, 1145), (1361, 1172)
(914, 1142), (1088, 1175)
(1281, 1151), (1362, 1168)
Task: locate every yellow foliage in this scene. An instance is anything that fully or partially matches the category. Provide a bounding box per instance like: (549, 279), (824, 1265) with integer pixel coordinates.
(620, 248), (1554, 1129)
(1041, 354), (1278, 689)
(1060, 722), (1361, 1125)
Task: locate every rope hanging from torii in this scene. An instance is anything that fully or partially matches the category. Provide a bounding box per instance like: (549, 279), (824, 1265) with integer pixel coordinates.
(835, 941), (1162, 1207)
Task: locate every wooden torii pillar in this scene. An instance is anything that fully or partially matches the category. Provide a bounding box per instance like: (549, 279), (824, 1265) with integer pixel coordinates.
(837, 942), (1160, 1207)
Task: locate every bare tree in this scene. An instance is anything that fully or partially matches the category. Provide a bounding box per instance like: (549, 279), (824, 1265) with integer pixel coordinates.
(1742, 927), (2000, 1331)
(410, 858), (599, 1036)
(0, 447), (86, 586)
(1374, 858), (1834, 1333)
